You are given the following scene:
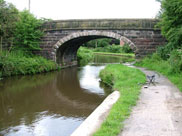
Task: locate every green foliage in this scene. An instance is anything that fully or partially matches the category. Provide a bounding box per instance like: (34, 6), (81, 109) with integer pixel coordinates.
(94, 52), (134, 57)
(77, 47), (94, 66)
(0, 0), (19, 46)
(0, 50), (58, 77)
(0, 1), (44, 53)
(157, 0), (182, 54)
(168, 50), (182, 73)
(156, 45), (171, 60)
(154, 0), (182, 85)
(82, 38), (119, 48)
(0, 1), (57, 78)
(97, 39), (110, 47)
(93, 45), (123, 53)
(143, 51), (182, 74)
(93, 44), (133, 54)
(122, 44), (133, 53)
(13, 10), (44, 51)
(94, 64), (146, 136)
(135, 53), (182, 91)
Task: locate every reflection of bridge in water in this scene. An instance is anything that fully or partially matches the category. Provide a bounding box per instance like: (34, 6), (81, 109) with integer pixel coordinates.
(0, 66), (107, 130)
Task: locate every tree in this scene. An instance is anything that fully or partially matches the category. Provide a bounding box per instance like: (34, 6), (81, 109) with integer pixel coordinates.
(158, 0), (182, 50)
(82, 38), (119, 48)
(0, 0), (19, 51)
(13, 10), (44, 51)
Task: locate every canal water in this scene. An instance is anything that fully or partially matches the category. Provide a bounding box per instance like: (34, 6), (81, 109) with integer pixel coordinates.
(0, 55), (130, 136)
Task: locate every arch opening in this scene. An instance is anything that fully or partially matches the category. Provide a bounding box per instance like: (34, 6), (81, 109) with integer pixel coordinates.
(53, 31), (136, 67)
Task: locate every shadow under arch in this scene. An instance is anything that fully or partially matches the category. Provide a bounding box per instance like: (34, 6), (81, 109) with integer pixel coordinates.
(52, 30), (136, 66)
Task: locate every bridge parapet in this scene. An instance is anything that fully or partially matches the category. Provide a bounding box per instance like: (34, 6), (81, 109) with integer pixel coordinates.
(38, 19), (166, 67)
(42, 19), (159, 31)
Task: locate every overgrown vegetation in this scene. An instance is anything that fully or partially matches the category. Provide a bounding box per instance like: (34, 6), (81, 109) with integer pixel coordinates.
(82, 38), (120, 48)
(93, 52), (134, 57)
(135, 53), (182, 91)
(77, 42), (134, 66)
(82, 38), (133, 54)
(156, 0), (182, 59)
(94, 64), (146, 136)
(93, 2), (182, 132)
(13, 10), (44, 51)
(77, 44), (135, 66)
(0, 0), (44, 51)
(93, 44), (133, 54)
(0, 51), (58, 78)
(134, 0), (182, 91)
(77, 47), (94, 66)
(0, 0), (19, 50)
(0, 0), (57, 78)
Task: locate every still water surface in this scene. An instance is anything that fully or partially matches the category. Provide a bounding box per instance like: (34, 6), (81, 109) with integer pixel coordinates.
(0, 55), (129, 136)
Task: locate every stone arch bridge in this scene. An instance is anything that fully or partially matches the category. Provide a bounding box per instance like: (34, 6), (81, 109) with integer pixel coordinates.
(39, 19), (166, 66)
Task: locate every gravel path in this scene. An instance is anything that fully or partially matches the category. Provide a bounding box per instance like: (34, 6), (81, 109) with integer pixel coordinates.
(119, 67), (182, 136)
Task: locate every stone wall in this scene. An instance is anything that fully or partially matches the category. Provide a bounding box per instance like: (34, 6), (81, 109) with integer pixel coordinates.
(37, 19), (166, 66)
(42, 19), (159, 30)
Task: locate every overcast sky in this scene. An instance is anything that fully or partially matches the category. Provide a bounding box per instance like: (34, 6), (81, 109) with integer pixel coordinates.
(6, 0), (161, 20)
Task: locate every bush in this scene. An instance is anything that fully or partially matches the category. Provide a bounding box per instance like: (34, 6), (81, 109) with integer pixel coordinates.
(156, 45), (169, 60)
(151, 53), (163, 61)
(135, 53), (182, 91)
(168, 50), (182, 73)
(77, 47), (94, 66)
(93, 44), (133, 54)
(157, 0), (182, 54)
(82, 38), (119, 48)
(13, 10), (44, 51)
(93, 45), (122, 53)
(155, 48), (182, 74)
(135, 53), (171, 74)
(0, 50), (58, 77)
(0, 0), (19, 48)
(122, 44), (133, 53)
(0, 1), (58, 78)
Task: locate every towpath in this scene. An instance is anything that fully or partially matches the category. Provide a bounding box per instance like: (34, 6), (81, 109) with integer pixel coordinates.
(119, 67), (182, 136)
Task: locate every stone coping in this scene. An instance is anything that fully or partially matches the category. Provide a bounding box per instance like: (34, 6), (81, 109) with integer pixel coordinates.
(71, 91), (120, 136)
(43, 19), (159, 30)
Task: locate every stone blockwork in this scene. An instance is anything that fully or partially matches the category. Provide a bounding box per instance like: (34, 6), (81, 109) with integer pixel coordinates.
(38, 19), (166, 66)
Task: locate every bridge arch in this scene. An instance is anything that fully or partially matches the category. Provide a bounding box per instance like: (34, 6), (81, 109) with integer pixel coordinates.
(52, 30), (137, 66)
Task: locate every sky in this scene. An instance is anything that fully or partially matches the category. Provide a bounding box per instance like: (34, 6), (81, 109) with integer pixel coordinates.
(6, 0), (161, 20)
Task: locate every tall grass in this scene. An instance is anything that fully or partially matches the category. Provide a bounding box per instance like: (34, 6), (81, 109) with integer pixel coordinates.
(135, 53), (182, 91)
(0, 50), (58, 78)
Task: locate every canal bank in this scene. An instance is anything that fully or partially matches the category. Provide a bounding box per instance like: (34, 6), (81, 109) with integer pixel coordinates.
(119, 67), (182, 136)
(0, 54), (129, 136)
(90, 63), (182, 136)
(71, 91), (120, 136)
(93, 52), (134, 57)
(93, 64), (146, 136)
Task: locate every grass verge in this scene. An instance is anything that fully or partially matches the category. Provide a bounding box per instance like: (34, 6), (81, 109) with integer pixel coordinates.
(0, 51), (58, 78)
(94, 64), (146, 136)
(135, 56), (182, 91)
(93, 52), (135, 57)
